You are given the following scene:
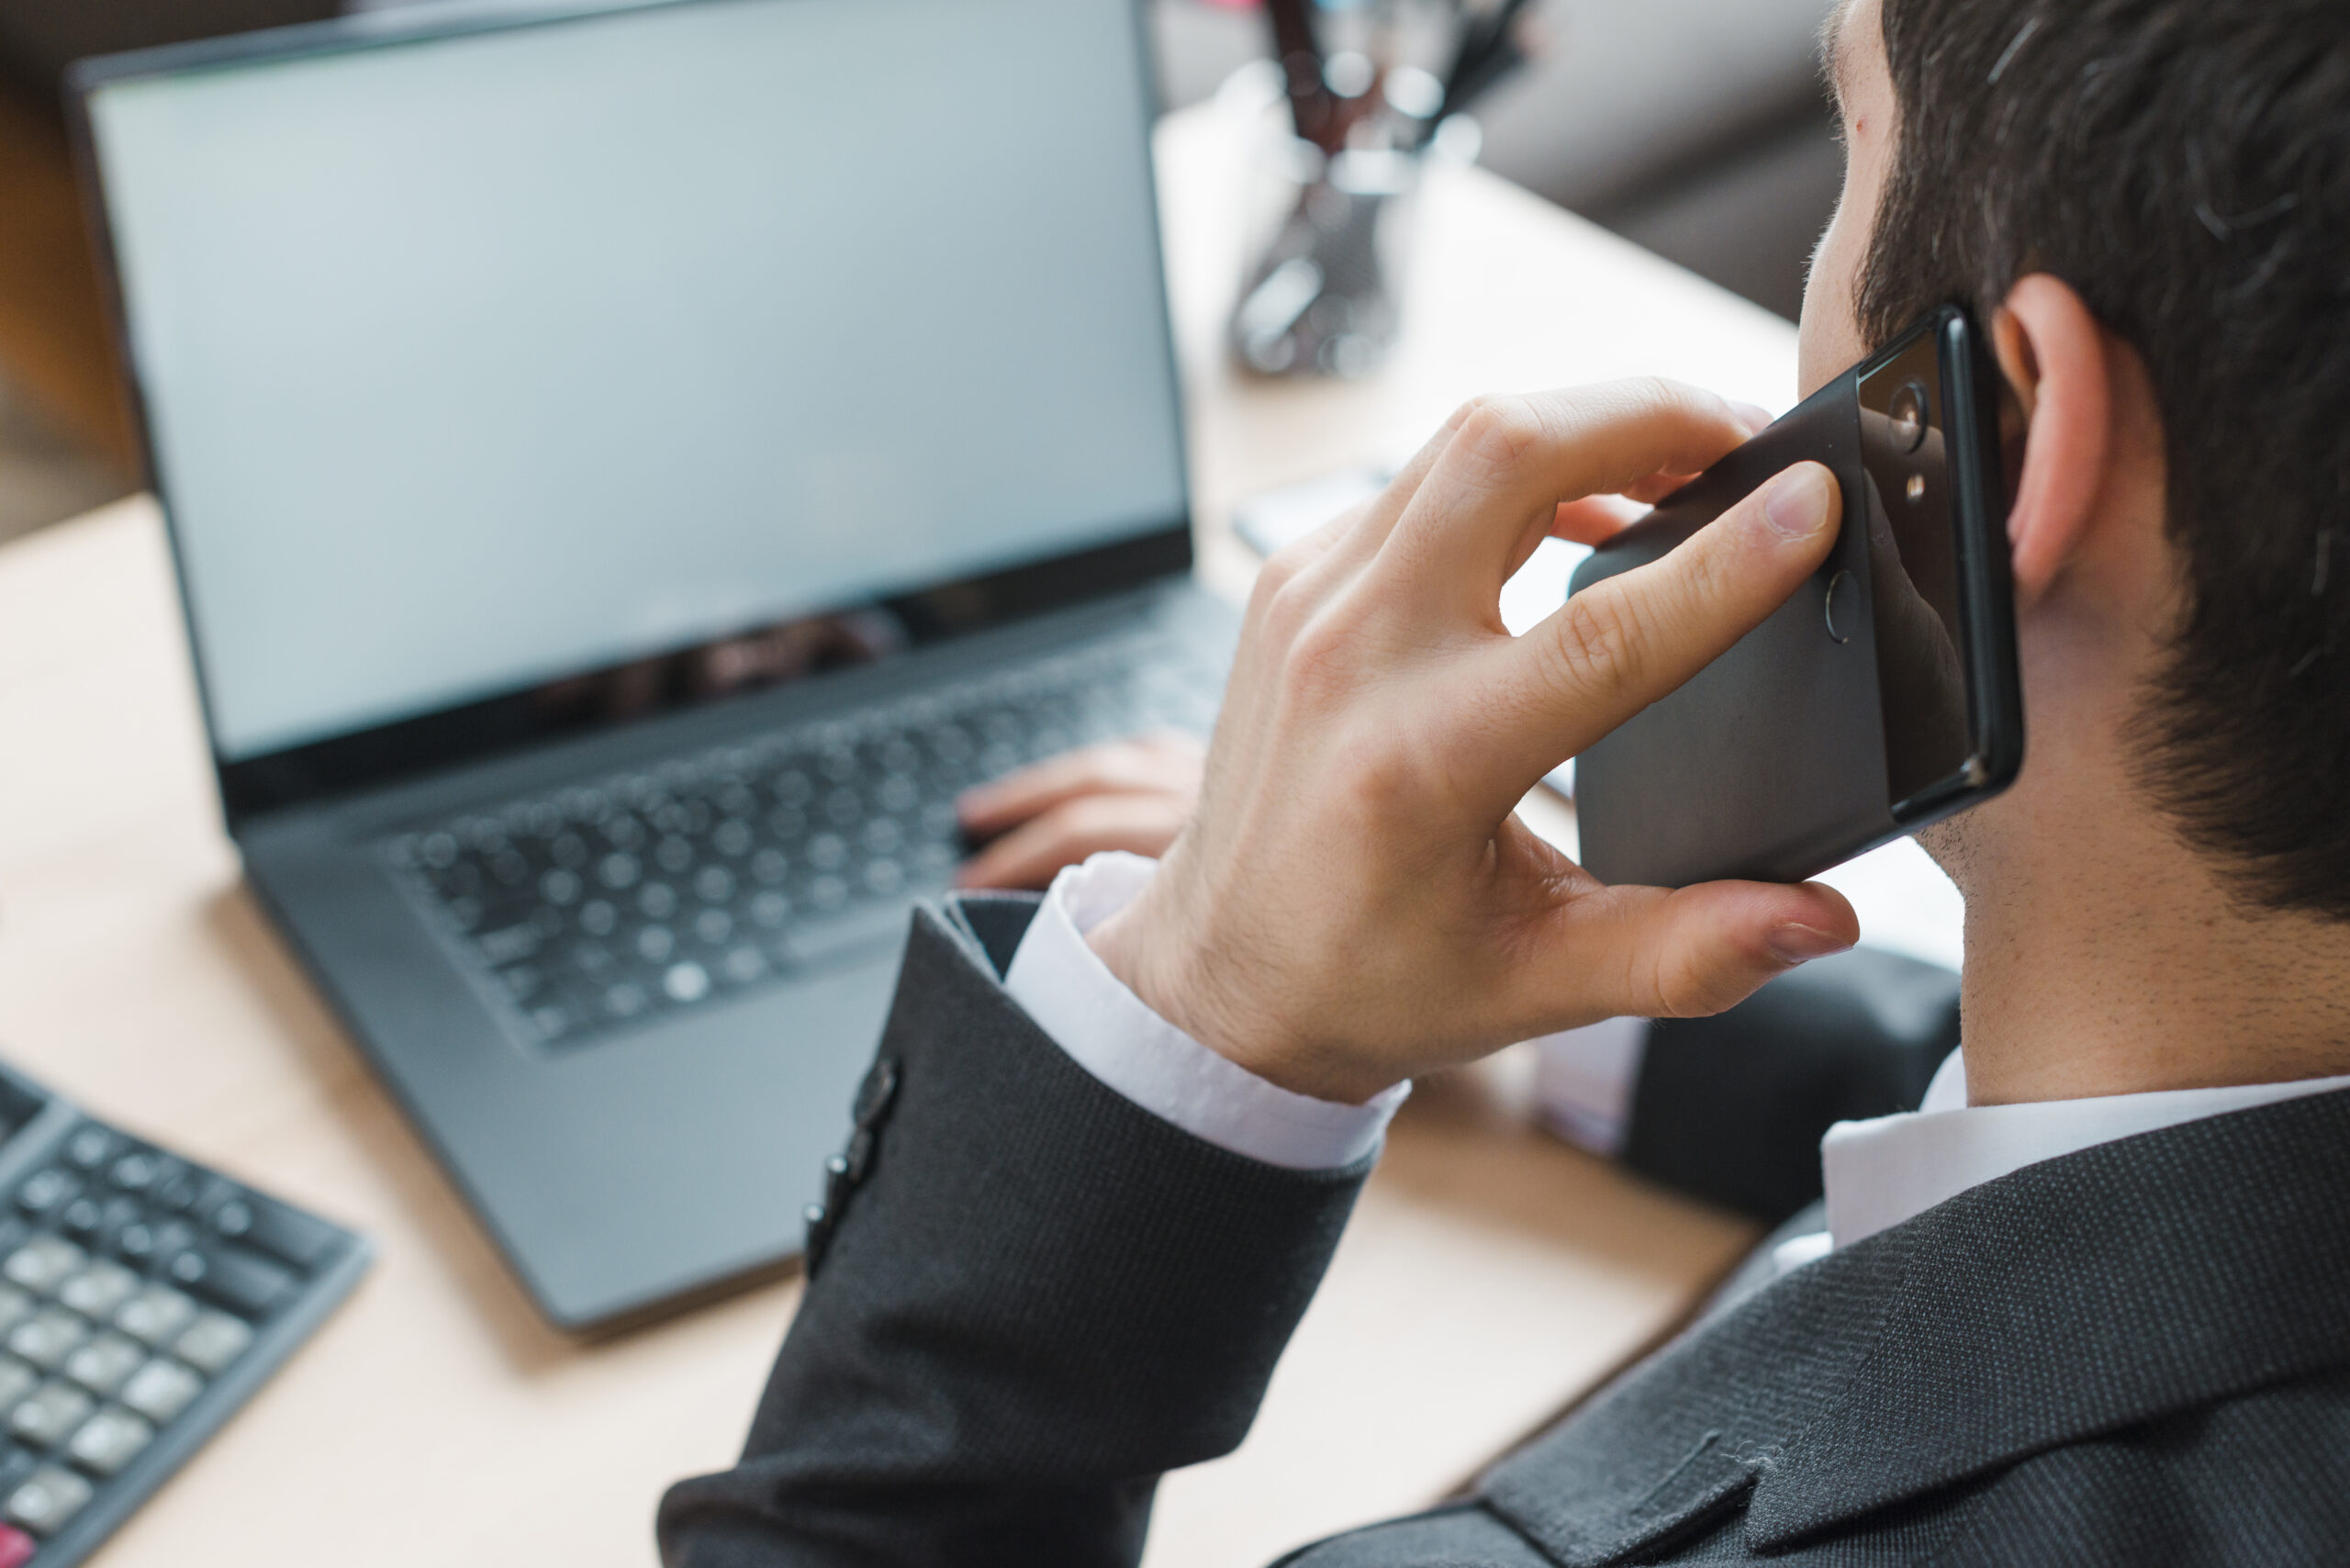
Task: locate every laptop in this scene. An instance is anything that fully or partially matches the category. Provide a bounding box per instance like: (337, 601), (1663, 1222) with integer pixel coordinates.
(68, 0), (1231, 1329)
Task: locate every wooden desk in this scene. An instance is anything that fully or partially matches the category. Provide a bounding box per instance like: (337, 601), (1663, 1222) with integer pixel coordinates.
(0, 105), (1796, 1567)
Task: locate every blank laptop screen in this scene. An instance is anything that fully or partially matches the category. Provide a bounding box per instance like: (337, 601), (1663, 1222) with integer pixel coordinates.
(82, 0), (1186, 763)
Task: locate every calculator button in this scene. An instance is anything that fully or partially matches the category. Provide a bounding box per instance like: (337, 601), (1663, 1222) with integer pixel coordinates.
(149, 1168), (202, 1214)
(115, 1218), (195, 1271)
(62, 1334), (144, 1398)
(0, 1522), (29, 1567)
(62, 1129), (114, 1172)
(0, 1362), (34, 1411)
(65, 1407), (152, 1477)
(5, 1465), (92, 1537)
(119, 1360), (201, 1426)
(9, 1383), (91, 1449)
(112, 1286), (196, 1348)
(226, 1197), (339, 1270)
(10, 1174), (76, 1224)
(173, 1312), (253, 1376)
(1, 1238), (81, 1295)
(6, 1310), (88, 1372)
(106, 1153), (160, 1195)
(167, 1246), (292, 1317)
(57, 1261), (140, 1321)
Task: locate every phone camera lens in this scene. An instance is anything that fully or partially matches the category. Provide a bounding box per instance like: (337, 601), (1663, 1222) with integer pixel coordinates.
(1887, 381), (1930, 453)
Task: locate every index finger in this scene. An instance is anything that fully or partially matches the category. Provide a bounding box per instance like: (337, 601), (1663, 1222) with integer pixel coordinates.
(1378, 378), (1762, 602)
(1486, 460), (1843, 782)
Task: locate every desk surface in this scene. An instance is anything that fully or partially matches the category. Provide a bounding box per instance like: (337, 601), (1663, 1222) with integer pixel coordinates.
(0, 105), (1801, 1567)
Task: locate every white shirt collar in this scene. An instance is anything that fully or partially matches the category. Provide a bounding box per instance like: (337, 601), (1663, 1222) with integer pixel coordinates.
(1820, 1048), (2350, 1249)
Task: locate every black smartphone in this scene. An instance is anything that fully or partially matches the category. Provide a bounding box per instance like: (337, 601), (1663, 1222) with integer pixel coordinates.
(1568, 306), (2023, 888)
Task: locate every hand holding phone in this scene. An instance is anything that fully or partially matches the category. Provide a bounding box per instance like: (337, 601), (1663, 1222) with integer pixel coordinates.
(1084, 384), (1859, 1104)
(1570, 308), (2023, 889)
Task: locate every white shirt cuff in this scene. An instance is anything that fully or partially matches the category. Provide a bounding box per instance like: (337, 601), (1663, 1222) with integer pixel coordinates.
(1002, 851), (1407, 1170)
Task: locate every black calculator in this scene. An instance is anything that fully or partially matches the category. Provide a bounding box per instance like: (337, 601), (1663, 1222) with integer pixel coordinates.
(0, 1061), (369, 1565)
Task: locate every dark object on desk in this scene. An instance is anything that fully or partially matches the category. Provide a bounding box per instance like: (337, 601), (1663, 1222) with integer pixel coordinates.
(660, 893), (2350, 1565)
(1572, 307), (2022, 889)
(70, 0), (1226, 1330)
(0, 1059), (366, 1567)
(1627, 946), (1956, 1224)
(1428, 0), (1539, 132)
(1262, 0), (1337, 151)
(1231, 149), (1416, 379)
(1233, 0), (1539, 382)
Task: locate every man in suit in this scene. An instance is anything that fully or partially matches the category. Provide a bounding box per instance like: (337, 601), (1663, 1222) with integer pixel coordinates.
(660, 0), (2350, 1561)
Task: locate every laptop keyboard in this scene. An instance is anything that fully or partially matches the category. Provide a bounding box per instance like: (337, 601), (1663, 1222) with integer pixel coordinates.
(383, 642), (1220, 1048)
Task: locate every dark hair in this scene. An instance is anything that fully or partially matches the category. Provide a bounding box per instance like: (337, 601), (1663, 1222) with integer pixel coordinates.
(1859, 0), (2350, 919)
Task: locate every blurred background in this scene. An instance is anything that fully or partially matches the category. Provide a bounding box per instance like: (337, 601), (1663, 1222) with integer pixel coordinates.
(0, 0), (1840, 548)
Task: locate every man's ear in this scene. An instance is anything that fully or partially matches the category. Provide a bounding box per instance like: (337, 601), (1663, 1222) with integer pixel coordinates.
(1992, 275), (2112, 603)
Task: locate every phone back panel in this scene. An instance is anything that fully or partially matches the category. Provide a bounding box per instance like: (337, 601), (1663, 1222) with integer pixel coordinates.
(1569, 373), (1900, 887)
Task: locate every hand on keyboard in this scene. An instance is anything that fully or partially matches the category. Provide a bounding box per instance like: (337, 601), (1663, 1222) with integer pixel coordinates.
(954, 733), (1205, 890)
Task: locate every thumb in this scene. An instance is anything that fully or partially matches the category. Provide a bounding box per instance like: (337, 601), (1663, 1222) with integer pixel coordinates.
(1545, 879), (1860, 1021)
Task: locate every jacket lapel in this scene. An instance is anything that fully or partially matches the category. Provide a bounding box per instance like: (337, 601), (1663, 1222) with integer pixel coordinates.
(1483, 1088), (2350, 1564)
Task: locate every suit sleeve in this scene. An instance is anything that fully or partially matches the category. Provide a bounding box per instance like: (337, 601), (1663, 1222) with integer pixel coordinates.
(1621, 947), (1959, 1224)
(657, 897), (1372, 1568)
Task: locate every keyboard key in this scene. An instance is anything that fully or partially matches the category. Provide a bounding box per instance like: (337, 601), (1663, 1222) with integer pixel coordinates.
(1, 1239), (82, 1296)
(6, 1466), (91, 1537)
(7, 1310), (89, 1372)
(62, 1334), (144, 1397)
(173, 1312), (253, 1376)
(0, 1293), (30, 1340)
(56, 1263), (138, 1322)
(113, 1286), (196, 1348)
(0, 1361), (35, 1410)
(662, 962), (711, 1003)
(0, 1522), (31, 1567)
(65, 1407), (152, 1477)
(119, 1360), (202, 1426)
(167, 1247), (294, 1317)
(10, 1382), (92, 1448)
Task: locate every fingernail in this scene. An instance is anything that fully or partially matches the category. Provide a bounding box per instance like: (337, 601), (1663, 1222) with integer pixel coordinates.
(1769, 924), (1852, 965)
(1763, 465), (1833, 539)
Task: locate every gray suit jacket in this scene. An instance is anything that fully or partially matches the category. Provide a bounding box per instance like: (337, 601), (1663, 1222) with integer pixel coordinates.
(658, 897), (2350, 1565)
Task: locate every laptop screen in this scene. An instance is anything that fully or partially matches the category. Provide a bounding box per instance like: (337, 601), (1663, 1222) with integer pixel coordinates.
(80, 0), (1186, 769)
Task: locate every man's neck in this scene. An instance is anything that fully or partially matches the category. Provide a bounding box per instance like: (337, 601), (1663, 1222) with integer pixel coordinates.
(1930, 708), (2350, 1109)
